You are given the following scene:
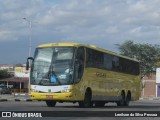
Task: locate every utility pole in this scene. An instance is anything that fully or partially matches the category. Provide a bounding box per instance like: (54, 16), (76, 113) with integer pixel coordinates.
(23, 18), (32, 57)
(23, 17), (32, 94)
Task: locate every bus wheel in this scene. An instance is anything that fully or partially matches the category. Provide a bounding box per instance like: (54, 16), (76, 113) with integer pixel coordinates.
(79, 90), (92, 108)
(95, 101), (105, 107)
(125, 92), (131, 106)
(117, 92), (125, 106)
(46, 101), (56, 107)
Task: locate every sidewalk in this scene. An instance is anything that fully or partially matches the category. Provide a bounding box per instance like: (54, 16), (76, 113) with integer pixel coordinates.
(140, 97), (160, 100)
(0, 93), (32, 102)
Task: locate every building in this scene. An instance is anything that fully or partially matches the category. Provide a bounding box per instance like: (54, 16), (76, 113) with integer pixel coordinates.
(0, 64), (29, 93)
(141, 73), (156, 97)
(0, 64), (14, 74)
(14, 64), (29, 91)
(156, 68), (160, 97)
(14, 64), (29, 77)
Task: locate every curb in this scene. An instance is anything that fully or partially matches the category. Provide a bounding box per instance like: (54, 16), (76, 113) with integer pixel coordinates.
(0, 99), (8, 102)
(14, 98), (33, 101)
(139, 97), (160, 100)
(0, 98), (33, 102)
(13, 93), (29, 96)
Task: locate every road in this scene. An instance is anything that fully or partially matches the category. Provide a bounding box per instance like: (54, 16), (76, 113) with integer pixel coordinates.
(0, 100), (160, 120)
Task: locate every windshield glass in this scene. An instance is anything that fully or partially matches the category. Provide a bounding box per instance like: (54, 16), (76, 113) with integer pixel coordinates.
(30, 47), (75, 86)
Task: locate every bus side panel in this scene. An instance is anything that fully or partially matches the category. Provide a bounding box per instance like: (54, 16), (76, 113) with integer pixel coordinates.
(81, 68), (141, 102)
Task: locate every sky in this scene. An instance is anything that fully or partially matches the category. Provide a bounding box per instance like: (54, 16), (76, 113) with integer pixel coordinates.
(0, 0), (160, 64)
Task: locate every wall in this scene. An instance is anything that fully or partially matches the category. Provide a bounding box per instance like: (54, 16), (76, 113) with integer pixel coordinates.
(14, 66), (29, 78)
(142, 73), (156, 97)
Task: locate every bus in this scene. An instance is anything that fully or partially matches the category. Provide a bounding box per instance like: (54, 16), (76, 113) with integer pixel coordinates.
(26, 42), (141, 108)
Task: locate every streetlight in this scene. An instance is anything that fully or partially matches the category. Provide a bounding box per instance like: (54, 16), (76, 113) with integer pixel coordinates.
(23, 17), (32, 57)
(23, 17), (32, 94)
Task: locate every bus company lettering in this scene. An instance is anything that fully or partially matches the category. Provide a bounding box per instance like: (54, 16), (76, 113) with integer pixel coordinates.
(96, 72), (106, 78)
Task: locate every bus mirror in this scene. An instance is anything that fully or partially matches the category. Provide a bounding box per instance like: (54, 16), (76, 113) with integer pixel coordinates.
(26, 61), (29, 70)
(26, 57), (34, 70)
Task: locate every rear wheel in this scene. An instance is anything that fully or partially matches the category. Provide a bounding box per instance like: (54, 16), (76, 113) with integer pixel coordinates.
(79, 90), (92, 108)
(117, 92), (125, 106)
(46, 101), (56, 107)
(125, 92), (131, 106)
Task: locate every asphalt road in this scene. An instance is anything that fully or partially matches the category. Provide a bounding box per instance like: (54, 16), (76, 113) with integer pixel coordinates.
(0, 100), (160, 120)
(0, 100), (160, 111)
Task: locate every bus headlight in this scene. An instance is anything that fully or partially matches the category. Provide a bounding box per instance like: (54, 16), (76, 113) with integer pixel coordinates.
(61, 89), (72, 93)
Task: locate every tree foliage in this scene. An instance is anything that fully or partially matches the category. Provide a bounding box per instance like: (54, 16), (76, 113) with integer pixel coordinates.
(0, 69), (13, 79)
(117, 40), (160, 76)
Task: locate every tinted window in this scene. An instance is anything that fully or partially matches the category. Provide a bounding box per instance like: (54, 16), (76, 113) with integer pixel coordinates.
(86, 48), (104, 68)
(86, 48), (140, 75)
(104, 54), (112, 69)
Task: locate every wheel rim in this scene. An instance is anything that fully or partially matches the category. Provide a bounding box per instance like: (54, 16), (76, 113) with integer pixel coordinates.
(125, 94), (130, 106)
(121, 93), (125, 105)
(117, 92), (125, 106)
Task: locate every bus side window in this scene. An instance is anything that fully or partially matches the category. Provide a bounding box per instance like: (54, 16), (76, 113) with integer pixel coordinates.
(75, 47), (84, 83)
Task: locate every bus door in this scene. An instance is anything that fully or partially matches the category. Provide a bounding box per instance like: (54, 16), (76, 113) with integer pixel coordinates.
(74, 47), (85, 99)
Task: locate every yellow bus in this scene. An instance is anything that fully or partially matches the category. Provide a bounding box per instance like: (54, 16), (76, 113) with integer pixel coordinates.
(27, 42), (141, 108)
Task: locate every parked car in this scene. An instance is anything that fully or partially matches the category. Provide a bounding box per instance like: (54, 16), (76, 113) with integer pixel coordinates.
(0, 86), (11, 94)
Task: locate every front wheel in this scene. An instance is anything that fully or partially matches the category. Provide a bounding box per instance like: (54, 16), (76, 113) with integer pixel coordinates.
(46, 101), (56, 107)
(79, 90), (92, 108)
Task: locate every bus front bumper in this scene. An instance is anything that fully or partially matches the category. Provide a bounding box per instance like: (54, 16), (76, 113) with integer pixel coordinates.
(30, 92), (74, 101)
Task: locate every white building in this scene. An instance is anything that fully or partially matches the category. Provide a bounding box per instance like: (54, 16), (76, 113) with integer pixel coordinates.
(14, 64), (29, 78)
(156, 68), (160, 97)
(0, 64), (14, 74)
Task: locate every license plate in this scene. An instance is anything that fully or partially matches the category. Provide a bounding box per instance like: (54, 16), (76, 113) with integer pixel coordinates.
(46, 95), (53, 99)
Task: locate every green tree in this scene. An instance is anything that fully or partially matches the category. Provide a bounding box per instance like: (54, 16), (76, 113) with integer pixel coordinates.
(0, 69), (13, 79)
(117, 40), (160, 76)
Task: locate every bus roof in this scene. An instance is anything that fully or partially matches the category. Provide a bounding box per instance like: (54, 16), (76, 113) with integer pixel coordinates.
(37, 42), (139, 62)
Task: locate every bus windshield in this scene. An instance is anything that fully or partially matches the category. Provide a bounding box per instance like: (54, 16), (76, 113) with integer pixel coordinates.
(30, 47), (75, 86)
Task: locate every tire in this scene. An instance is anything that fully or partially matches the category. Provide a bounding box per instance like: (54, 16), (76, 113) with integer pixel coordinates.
(95, 101), (105, 107)
(46, 101), (56, 107)
(125, 93), (131, 106)
(79, 90), (92, 108)
(117, 92), (125, 106)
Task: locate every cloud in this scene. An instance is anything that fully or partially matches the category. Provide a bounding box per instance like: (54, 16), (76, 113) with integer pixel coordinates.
(36, 0), (160, 46)
(0, 0), (160, 63)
